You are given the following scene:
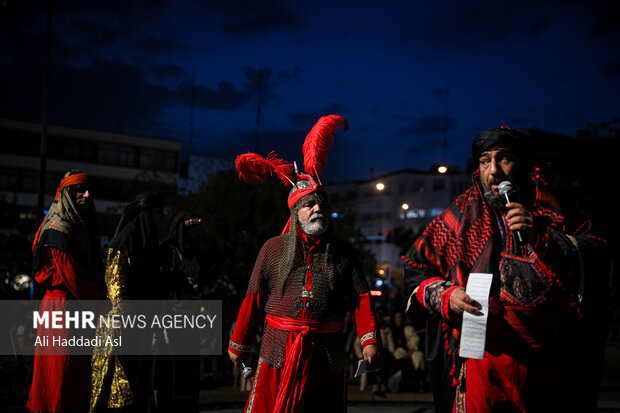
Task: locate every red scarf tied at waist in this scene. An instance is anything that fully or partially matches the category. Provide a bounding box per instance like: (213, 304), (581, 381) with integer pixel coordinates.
(266, 314), (344, 413)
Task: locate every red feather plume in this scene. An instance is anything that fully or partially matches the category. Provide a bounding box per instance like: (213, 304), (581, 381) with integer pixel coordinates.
(235, 151), (293, 186)
(302, 114), (348, 175)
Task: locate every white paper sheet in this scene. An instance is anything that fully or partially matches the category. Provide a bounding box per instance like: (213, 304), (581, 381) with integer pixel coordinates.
(459, 273), (493, 359)
(354, 359), (379, 378)
(354, 359), (369, 378)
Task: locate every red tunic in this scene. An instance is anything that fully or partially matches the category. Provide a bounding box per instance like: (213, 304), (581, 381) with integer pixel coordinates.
(403, 174), (599, 412)
(27, 247), (105, 412)
(229, 233), (377, 413)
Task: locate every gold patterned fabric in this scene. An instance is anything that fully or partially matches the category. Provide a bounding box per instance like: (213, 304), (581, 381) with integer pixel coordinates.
(90, 248), (134, 412)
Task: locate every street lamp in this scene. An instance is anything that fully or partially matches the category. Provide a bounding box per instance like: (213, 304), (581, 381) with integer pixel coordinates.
(375, 182), (385, 191)
(401, 203), (409, 210)
(437, 165), (448, 174)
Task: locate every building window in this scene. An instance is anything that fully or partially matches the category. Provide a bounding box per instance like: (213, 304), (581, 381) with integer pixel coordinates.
(411, 180), (424, 192)
(400, 208), (427, 219)
(139, 148), (177, 172)
(1, 130), (40, 157)
(0, 168), (19, 190)
(22, 171), (39, 192)
(99, 144), (137, 167)
(452, 180), (469, 196)
(431, 208), (443, 217)
(53, 137), (97, 163)
(432, 179), (445, 191)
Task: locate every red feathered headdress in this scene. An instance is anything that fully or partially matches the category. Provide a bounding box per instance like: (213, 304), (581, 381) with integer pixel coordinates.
(234, 114), (348, 235)
(235, 151), (294, 186)
(302, 114), (348, 178)
(234, 114), (348, 187)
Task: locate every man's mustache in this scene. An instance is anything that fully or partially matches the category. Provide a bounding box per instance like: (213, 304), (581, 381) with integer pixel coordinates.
(309, 213), (324, 222)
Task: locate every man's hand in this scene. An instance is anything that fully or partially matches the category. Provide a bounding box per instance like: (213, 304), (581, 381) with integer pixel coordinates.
(449, 287), (480, 317)
(228, 349), (247, 367)
(505, 202), (536, 243)
(363, 343), (381, 370)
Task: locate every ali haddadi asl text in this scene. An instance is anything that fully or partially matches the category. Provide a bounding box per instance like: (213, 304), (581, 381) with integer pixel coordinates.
(35, 334), (121, 348)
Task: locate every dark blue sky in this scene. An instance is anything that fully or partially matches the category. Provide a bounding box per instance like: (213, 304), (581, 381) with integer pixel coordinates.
(1, 0), (619, 182)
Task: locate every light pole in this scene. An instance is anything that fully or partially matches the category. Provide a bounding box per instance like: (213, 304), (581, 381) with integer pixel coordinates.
(37, 0), (54, 221)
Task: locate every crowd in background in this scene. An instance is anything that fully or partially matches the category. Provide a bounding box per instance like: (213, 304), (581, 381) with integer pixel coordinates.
(346, 307), (430, 396)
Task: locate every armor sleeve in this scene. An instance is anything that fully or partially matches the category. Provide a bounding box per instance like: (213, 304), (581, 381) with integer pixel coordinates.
(228, 242), (269, 356)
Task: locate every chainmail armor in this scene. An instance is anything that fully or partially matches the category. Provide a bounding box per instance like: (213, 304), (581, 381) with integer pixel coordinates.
(246, 232), (369, 371)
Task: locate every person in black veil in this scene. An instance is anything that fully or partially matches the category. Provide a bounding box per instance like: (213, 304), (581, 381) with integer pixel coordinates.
(153, 211), (206, 412)
(111, 192), (166, 301)
(90, 192), (165, 412)
(159, 212), (206, 300)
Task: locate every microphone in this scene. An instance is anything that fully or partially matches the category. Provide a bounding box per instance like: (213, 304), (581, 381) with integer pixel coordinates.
(498, 181), (525, 244)
(241, 362), (254, 379)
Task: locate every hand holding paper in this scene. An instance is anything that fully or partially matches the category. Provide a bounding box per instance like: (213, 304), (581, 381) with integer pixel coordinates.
(354, 359), (380, 378)
(459, 273), (493, 360)
(449, 287), (481, 317)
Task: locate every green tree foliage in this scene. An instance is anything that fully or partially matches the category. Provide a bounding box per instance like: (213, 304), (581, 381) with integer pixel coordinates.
(328, 202), (377, 281)
(165, 170), (290, 308)
(164, 170), (378, 309)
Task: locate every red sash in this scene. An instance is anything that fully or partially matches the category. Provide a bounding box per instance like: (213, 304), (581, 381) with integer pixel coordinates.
(266, 314), (343, 412)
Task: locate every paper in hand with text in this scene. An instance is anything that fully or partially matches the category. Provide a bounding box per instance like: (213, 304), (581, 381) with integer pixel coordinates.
(459, 273), (493, 360)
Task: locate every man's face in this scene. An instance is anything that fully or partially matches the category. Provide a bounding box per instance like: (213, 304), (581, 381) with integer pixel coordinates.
(479, 149), (522, 201)
(297, 194), (329, 237)
(73, 184), (91, 209)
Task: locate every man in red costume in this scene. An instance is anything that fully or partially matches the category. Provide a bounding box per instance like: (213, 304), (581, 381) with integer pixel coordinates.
(28, 170), (106, 412)
(403, 127), (609, 412)
(229, 115), (379, 413)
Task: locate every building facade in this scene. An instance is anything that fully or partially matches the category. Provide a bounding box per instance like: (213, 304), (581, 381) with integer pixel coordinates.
(327, 168), (471, 288)
(0, 118), (181, 238)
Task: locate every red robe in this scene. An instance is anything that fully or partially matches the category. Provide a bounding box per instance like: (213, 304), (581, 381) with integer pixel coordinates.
(403, 172), (604, 412)
(229, 232), (377, 413)
(27, 247), (105, 412)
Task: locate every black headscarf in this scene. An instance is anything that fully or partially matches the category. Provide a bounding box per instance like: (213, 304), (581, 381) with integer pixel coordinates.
(160, 211), (201, 255)
(111, 192), (165, 299)
(471, 126), (531, 164)
(160, 211), (204, 299)
(111, 192), (164, 258)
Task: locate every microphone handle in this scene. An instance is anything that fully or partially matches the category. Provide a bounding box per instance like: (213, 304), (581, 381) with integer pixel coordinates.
(503, 193), (526, 244)
(514, 227), (525, 244)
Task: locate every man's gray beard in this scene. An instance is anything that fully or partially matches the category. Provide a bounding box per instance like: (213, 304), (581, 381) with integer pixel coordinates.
(301, 214), (328, 236)
(484, 191), (506, 210)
